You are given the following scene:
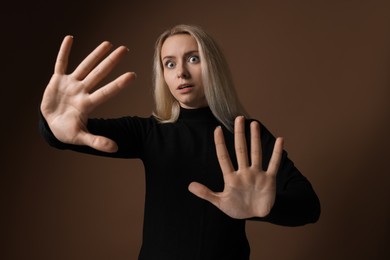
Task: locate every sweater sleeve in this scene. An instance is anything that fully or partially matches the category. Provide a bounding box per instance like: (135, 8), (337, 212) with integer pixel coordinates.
(38, 110), (152, 159)
(249, 122), (321, 226)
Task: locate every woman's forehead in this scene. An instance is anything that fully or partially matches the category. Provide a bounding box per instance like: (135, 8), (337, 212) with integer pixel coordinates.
(161, 34), (198, 58)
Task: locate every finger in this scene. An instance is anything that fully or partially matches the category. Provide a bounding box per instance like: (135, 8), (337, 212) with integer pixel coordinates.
(234, 116), (249, 169)
(54, 35), (73, 74)
(83, 46), (130, 92)
(89, 72), (136, 108)
(214, 126), (235, 175)
(266, 137), (284, 176)
(188, 182), (220, 206)
(72, 41), (113, 80)
(79, 131), (119, 153)
(250, 121), (262, 169)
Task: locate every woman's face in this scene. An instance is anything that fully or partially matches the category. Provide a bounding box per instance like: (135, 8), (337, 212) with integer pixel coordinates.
(161, 34), (208, 109)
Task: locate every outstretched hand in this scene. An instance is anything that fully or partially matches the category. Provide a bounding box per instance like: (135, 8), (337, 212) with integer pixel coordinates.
(40, 36), (136, 152)
(188, 116), (284, 219)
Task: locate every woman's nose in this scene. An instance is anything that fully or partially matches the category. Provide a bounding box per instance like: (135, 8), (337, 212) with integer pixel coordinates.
(177, 64), (190, 79)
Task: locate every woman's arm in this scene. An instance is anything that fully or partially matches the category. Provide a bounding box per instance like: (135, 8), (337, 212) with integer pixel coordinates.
(254, 121), (321, 226)
(39, 111), (149, 159)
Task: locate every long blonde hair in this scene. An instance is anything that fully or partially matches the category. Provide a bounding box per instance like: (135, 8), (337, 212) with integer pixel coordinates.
(152, 24), (248, 131)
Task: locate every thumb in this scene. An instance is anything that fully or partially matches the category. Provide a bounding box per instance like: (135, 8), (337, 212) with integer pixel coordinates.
(79, 132), (118, 153)
(188, 182), (219, 205)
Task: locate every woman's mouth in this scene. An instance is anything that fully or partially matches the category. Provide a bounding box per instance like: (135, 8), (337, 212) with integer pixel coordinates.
(178, 84), (193, 90)
(177, 84), (194, 93)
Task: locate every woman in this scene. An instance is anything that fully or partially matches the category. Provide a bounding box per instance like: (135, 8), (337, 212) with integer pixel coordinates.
(39, 24), (320, 259)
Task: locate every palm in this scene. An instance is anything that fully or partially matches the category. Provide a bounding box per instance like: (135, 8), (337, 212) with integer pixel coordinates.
(42, 74), (90, 141)
(40, 36), (136, 152)
(189, 116), (283, 219)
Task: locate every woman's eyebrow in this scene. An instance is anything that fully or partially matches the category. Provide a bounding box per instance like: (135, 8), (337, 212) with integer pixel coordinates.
(184, 51), (200, 58)
(162, 55), (174, 61)
(162, 50), (199, 61)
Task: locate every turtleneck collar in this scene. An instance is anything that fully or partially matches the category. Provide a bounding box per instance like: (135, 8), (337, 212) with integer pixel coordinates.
(178, 106), (217, 122)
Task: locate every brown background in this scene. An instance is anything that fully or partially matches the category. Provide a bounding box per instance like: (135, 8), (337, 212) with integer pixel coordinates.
(2, 0), (389, 259)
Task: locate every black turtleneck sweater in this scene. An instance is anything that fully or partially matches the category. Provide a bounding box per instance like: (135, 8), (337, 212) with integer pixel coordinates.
(39, 107), (320, 260)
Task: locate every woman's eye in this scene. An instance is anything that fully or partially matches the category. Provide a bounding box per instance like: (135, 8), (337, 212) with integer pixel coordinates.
(188, 56), (200, 63)
(165, 61), (175, 69)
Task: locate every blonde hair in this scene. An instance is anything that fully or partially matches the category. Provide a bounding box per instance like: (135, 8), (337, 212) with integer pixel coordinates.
(152, 24), (248, 131)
